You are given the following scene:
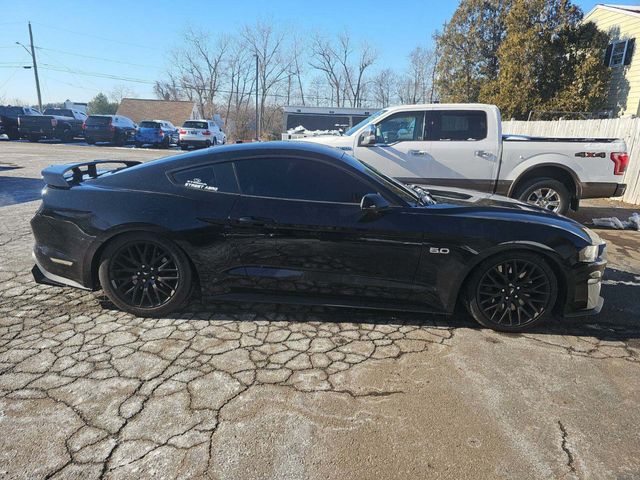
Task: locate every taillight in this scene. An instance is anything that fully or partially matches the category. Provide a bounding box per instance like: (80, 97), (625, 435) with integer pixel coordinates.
(203, 130), (211, 135)
(611, 152), (629, 175)
(159, 129), (164, 137)
(51, 118), (58, 127)
(82, 122), (86, 130)
(179, 129), (186, 134)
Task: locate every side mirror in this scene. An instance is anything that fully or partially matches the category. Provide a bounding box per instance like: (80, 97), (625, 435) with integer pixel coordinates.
(360, 193), (390, 213)
(359, 124), (376, 146)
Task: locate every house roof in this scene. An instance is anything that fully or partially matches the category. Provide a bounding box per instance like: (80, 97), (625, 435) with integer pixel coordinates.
(116, 98), (196, 126)
(585, 4), (640, 20)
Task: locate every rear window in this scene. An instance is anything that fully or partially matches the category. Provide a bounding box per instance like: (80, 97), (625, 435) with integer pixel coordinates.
(139, 121), (161, 128)
(44, 109), (73, 117)
(86, 116), (112, 125)
(428, 110), (487, 141)
(0, 106), (26, 116)
(183, 121), (208, 129)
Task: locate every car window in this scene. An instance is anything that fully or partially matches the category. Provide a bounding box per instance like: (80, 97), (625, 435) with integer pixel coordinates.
(234, 157), (373, 204)
(86, 116), (112, 125)
(375, 112), (425, 144)
(140, 121), (161, 128)
(172, 162), (239, 194)
(428, 110), (487, 141)
(183, 121), (208, 129)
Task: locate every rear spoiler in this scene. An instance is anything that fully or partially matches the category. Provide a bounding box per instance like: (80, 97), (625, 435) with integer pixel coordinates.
(42, 160), (141, 188)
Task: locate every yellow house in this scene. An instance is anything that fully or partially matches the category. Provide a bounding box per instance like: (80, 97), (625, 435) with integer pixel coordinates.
(584, 4), (639, 116)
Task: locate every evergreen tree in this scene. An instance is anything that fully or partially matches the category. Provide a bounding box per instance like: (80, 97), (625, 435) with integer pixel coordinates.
(87, 93), (118, 115)
(480, 0), (610, 119)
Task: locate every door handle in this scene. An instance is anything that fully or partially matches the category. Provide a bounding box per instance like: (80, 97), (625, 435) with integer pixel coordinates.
(236, 216), (275, 226)
(408, 149), (428, 156)
(475, 150), (493, 159)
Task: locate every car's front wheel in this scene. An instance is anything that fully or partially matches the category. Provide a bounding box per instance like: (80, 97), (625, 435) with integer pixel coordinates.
(466, 252), (558, 332)
(98, 233), (193, 317)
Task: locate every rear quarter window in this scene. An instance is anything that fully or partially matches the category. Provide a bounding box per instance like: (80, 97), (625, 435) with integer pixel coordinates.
(429, 110), (487, 141)
(183, 121), (208, 129)
(171, 163), (239, 194)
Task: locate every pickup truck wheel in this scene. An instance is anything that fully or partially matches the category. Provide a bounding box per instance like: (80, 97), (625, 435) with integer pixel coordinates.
(62, 130), (74, 143)
(28, 134), (40, 143)
(466, 251), (558, 332)
(514, 178), (570, 215)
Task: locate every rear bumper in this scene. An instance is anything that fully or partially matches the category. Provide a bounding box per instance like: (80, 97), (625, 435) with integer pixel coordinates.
(30, 211), (96, 290)
(85, 131), (115, 142)
(580, 182), (627, 199)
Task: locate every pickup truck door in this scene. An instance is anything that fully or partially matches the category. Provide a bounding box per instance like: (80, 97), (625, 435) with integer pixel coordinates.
(353, 110), (432, 182)
(420, 109), (500, 192)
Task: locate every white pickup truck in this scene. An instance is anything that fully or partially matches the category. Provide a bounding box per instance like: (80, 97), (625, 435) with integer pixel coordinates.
(298, 103), (629, 214)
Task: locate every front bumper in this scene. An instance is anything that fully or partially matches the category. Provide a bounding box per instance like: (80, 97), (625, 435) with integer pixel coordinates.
(562, 251), (607, 317)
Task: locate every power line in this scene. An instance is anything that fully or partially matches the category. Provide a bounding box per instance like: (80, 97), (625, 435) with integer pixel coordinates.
(35, 46), (162, 69)
(32, 22), (157, 51)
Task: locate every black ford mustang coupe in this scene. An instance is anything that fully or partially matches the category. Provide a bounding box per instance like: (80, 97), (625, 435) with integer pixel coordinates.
(31, 142), (606, 332)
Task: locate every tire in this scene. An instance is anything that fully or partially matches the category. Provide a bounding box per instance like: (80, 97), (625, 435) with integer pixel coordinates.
(180, 145), (189, 151)
(514, 178), (571, 215)
(114, 132), (125, 147)
(465, 251), (558, 332)
(205, 140), (212, 148)
(7, 130), (19, 140)
(161, 136), (170, 149)
(98, 233), (193, 317)
(212, 137), (217, 146)
(86, 137), (96, 145)
(134, 142), (142, 148)
(62, 130), (74, 143)
(28, 134), (40, 143)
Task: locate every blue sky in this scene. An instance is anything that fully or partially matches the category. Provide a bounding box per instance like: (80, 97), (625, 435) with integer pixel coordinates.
(1, 0), (637, 105)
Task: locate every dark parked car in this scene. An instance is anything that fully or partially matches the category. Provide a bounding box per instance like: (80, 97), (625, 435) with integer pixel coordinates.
(134, 119), (178, 148)
(31, 142), (606, 332)
(18, 108), (87, 142)
(0, 105), (41, 140)
(84, 115), (136, 146)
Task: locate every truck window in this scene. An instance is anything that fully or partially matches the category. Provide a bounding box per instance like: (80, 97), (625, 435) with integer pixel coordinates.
(375, 112), (425, 144)
(428, 111), (487, 141)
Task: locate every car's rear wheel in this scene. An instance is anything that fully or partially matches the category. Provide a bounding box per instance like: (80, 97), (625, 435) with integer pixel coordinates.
(114, 132), (125, 147)
(86, 137), (95, 145)
(98, 233), (193, 317)
(515, 178), (570, 215)
(466, 252), (557, 332)
(28, 134), (40, 143)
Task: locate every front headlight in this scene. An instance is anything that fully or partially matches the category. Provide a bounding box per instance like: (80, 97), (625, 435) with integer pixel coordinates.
(579, 245), (599, 263)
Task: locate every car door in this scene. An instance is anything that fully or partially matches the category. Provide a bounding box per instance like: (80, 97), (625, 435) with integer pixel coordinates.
(353, 110), (430, 184)
(228, 156), (425, 303)
(422, 109), (500, 192)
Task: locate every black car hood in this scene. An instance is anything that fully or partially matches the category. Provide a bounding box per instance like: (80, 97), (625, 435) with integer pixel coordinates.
(413, 185), (597, 244)
(425, 185), (547, 212)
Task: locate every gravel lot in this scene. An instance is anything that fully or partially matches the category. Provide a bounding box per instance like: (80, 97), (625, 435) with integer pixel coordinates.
(0, 140), (639, 479)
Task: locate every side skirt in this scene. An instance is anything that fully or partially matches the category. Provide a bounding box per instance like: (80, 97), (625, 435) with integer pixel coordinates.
(206, 291), (444, 315)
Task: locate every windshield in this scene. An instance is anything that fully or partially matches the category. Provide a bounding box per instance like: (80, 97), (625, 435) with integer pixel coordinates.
(0, 106), (27, 116)
(344, 109), (387, 136)
(341, 152), (424, 205)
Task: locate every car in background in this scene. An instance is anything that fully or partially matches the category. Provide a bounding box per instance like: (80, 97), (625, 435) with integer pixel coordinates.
(134, 120), (178, 148)
(18, 108), (87, 143)
(178, 119), (226, 150)
(0, 106), (41, 140)
(83, 115), (136, 146)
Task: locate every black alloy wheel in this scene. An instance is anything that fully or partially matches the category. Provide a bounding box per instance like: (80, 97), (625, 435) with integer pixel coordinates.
(99, 234), (192, 316)
(467, 252), (557, 331)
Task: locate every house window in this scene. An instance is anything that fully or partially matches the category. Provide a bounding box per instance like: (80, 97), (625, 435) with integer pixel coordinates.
(607, 39), (635, 67)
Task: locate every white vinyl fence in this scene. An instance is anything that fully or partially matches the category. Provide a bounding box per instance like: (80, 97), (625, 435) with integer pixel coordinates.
(502, 118), (640, 205)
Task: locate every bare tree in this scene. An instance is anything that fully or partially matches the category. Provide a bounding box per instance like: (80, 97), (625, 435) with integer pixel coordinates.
(310, 31), (377, 108)
(241, 21), (291, 136)
(154, 73), (184, 101)
(109, 84), (137, 103)
(372, 68), (396, 107)
(397, 46), (436, 104)
(223, 40), (257, 140)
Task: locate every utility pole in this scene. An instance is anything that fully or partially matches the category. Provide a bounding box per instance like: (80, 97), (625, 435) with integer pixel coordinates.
(27, 22), (43, 113)
(254, 54), (260, 141)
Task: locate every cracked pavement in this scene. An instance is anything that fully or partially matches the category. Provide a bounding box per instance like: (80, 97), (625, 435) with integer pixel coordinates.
(1, 141), (639, 479)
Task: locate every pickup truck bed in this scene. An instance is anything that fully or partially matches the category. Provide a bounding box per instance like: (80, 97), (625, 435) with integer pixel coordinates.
(19, 108), (86, 143)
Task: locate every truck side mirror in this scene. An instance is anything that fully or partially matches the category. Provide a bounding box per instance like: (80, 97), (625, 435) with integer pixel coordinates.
(359, 124), (376, 146)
